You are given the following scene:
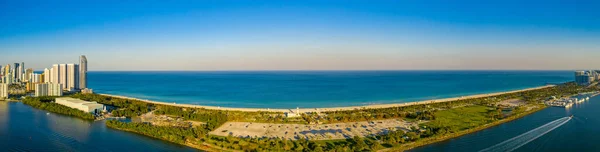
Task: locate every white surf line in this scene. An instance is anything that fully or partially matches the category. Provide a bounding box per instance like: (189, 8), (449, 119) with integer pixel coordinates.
(479, 117), (571, 152)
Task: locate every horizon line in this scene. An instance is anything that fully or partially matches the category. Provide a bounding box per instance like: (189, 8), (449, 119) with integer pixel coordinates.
(81, 69), (585, 72)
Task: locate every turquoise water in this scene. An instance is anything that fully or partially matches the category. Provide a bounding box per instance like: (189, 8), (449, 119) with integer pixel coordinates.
(89, 71), (573, 108)
(0, 102), (198, 152)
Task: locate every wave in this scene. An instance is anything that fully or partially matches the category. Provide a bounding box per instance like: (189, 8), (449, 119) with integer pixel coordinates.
(479, 117), (571, 152)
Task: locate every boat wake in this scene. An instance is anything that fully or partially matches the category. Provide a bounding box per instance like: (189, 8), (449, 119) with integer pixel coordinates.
(479, 116), (571, 152)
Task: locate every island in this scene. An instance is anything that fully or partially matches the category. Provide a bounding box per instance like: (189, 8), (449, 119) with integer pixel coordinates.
(18, 82), (598, 152)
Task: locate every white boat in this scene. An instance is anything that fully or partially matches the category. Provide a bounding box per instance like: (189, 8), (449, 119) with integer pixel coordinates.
(565, 103), (573, 108)
(46, 113), (50, 115)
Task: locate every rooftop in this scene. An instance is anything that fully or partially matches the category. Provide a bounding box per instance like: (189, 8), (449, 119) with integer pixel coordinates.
(56, 97), (103, 106)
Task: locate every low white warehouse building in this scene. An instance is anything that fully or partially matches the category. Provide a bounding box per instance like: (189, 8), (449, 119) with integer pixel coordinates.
(55, 97), (104, 114)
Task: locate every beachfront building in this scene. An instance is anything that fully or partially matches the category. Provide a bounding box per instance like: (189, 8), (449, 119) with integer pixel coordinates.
(79, 55), (87, 89)
(66, 64), (79, 91)
(285, 107), (301, 118)
(0, 83), (8, 99)
(575, 71), (595, 85)
(59, 64), (67, 89)
(52, 64), (60, 84)
(81, 88), (93, 94)
(51, 63), (80, 91)
(34, 83), (63, 97)
(55, 97), (103, 114)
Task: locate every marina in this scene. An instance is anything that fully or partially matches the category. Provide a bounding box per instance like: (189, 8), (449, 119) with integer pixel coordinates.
(411, 95), (600, 152)
(544, 91), (597, 108)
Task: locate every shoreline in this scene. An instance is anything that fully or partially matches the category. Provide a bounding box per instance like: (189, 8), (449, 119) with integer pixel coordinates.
(99, 85), (555, 113)
(104, 124), (219, 152)
(389, 104), (548, 151)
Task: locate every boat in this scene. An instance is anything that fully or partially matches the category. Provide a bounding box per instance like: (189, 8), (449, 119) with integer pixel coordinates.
(46, 113), (50, 115)
(565, 103), (573, 108)
(570, 115), (574, 118)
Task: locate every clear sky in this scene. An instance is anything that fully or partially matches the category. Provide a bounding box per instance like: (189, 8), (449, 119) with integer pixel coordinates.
(1, 0), (599, 71)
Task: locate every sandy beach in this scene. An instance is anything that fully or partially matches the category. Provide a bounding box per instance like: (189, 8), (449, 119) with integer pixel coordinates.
(99, 85), (554, 113)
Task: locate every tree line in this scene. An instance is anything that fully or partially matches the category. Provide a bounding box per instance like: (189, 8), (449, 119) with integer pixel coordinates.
(71, 93), (151, 117)
(22, 96), (96, 120)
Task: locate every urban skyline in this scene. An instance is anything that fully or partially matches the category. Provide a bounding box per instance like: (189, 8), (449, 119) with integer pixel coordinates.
(0, 56), (88, 97)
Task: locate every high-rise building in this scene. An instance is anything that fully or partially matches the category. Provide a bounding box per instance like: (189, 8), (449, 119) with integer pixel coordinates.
(48, 83), (63, 96)
(36, 83), (62, 96)
(0, 83), (8, 99)
(13, 63), (19, 81)
(20, 62), (24, 81)
(52, 63), (80, 91)
(52, 64), (60, 84)
(79, 55), (88, 89)
(26, 82), (33, 91)
(575, 71), (595, 85)
(5, 73), (13, 84)
(31, 73), (42, 83)
(24, 68), (33, 82)
(59, 64), (67, 88)
(4, 64), (10, 80)
(43, 68), (51, 83)
(66, 64), (79, 90)
(40, 73), (45, 83)
(35, 83), (48, 97)
(0, 65), (3, 84)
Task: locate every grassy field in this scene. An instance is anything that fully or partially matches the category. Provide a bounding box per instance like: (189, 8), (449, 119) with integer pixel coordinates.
(424, 105), (494, 131)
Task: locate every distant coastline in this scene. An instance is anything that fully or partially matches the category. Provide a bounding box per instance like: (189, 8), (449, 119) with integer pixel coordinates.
(99, 85), (554, 112)
(88, 71), (573, 108)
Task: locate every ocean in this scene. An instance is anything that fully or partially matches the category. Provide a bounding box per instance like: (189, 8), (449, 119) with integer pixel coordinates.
(88, 71), (574, 108)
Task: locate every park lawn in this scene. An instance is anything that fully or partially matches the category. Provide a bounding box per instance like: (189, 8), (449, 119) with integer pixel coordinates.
(424, 105), (494, 131)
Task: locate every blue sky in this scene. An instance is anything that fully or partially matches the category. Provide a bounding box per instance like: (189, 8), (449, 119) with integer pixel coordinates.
(1, 0), (599, 71)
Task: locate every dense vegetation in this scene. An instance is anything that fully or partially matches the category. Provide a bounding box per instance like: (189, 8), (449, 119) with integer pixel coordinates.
(71, 93), (151, 117)
(22, 96), (96, 120)
(107, 119), (387, 152)
(154, 106), (228, 130)
(207, 135), (390, 151)
(106, 120), (207, 145)
(76, 83), (597, 151)
(312, 83), (586, 124)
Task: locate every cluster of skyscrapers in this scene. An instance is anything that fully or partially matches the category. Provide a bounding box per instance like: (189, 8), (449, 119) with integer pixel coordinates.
(1, 62), (25, 84)
(0, 62), (26, 99)
(0, 55), (88, 99)
(575, 70), (600, 85)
